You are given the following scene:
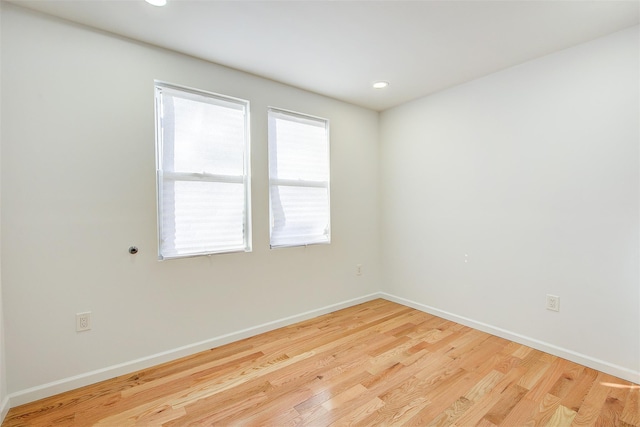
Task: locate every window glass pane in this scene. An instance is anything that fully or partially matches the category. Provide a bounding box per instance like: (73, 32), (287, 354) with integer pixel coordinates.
(161, 181), (246, 257)
(161, 93), (246, 176)
(270, 116), (328, 182)
(270, 186), (330, 244)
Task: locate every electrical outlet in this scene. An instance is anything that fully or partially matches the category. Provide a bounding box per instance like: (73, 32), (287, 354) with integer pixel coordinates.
(356, 264), (363, 276)
(76, 312), (91, 332)
(546, 295), (560, 312)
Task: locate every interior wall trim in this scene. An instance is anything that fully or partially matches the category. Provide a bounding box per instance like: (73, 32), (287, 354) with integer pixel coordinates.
(0, 396), (10, 424)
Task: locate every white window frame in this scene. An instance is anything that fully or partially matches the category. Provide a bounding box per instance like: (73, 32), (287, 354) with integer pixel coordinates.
(155, 81), (251, 259)
(268, 107), (331, 248)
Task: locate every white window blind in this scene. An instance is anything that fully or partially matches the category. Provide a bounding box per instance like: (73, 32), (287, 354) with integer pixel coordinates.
(155, 82), (251, 259)
(268, 108), (330, 248)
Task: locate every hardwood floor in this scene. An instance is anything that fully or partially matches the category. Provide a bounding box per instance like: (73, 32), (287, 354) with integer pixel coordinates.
(4, 299), (639, 426)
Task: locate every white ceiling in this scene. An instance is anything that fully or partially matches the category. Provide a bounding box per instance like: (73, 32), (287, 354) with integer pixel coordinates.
(10, 0), (640, 111)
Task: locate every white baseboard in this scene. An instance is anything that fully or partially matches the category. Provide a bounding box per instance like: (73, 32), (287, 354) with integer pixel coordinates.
(380, 292), (640, 384)
(7, 293), (381, 408)
(0, 396), (10, 424)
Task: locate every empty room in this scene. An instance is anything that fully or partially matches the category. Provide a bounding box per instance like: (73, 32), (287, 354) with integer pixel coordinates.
(0, 0), (639, 425)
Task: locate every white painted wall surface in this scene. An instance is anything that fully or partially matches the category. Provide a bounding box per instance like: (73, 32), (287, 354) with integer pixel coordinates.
(381, 26), (639, 381)
(0, 1), (7, 420)
(1, 4), (381, 398)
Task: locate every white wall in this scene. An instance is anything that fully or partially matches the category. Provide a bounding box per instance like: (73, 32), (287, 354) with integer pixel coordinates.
(0, 1), (7, 420)
(381, 25), (639, 382)
(1, 4), (381, 400)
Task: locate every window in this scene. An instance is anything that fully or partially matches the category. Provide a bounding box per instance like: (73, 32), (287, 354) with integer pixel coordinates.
(155, 82), (251, 259)
(268, 108), (330, 248)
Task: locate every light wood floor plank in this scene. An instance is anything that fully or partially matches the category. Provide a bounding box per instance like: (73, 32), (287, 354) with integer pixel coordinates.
(4, 299), (638, 427)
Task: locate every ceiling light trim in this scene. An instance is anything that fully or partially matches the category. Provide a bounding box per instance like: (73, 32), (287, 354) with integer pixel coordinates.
(145, 0), (167, 7)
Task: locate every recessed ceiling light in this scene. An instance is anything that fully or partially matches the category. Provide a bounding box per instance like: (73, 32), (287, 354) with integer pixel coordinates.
(373, 81), (389, 89)
(145, 0), (167, 6)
